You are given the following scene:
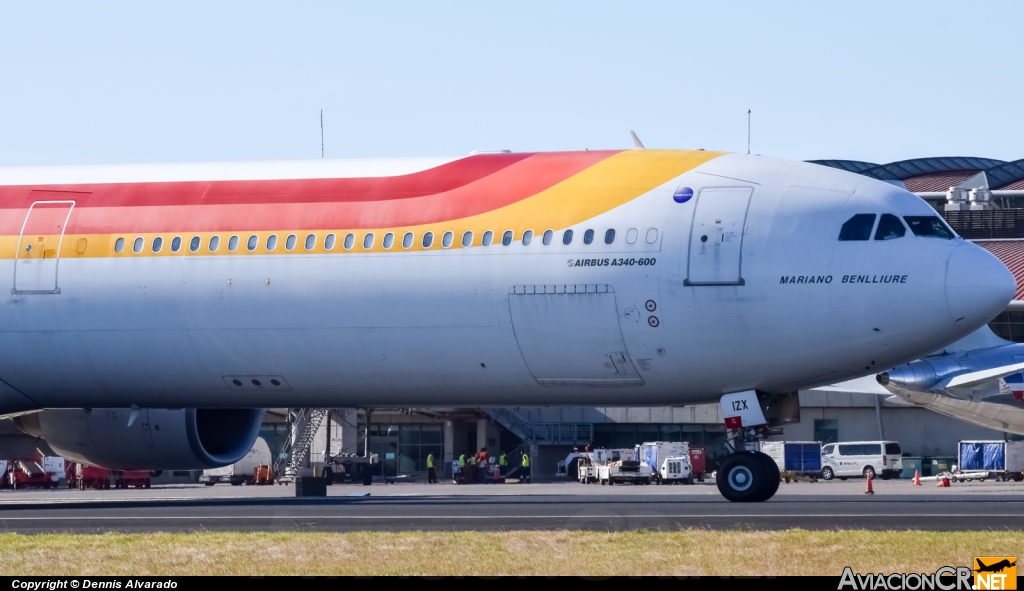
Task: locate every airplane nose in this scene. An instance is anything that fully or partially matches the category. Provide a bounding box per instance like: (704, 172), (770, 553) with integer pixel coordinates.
(945, 243), (1016, 323)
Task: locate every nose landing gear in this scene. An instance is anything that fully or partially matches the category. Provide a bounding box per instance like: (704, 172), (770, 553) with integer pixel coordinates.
(716, 390), (794, 502)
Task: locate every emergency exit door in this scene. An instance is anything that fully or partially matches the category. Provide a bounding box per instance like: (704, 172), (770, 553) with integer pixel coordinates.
(14, 200), (76, 294)
(685, 187), (752, 286)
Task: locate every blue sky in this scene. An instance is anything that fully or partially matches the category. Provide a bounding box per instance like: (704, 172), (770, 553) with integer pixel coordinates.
(1, 2), (1021, 166)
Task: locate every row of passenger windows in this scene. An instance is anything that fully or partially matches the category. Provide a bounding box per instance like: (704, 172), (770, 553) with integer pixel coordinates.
(113, 227), (661, 254)
(838, 214), (955, 242)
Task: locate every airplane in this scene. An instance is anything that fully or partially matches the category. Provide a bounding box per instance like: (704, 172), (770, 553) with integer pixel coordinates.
(817, 325), (1024, 436)
(976, 558), (1016, 573)
(0, 146), (1013, 502)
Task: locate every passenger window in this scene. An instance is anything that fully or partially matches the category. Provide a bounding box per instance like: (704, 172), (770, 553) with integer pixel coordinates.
(604, 229), (615, 244)
(325, 234), (336, 250)
(646, 228), (658, 244)
(209, 236), (220, 252)
(542, 230), (553, 245)
(583, 229), (594, 245)
(838, 214), (876, 241)
(115, 238), (125, 253)
(885, 443), (901, 455)
(422, 232), (433, 248)
(874, 214), (906, 240)
(482, 231), (493, 246)
(247, 235), (258, 251)
(626, 228), (638, 244)
(266, 235), (278, 251)
(152, 237), (163, 253)
(305, 234), (316, 250)
(189, 236), (201, 252)
(170, 237), (182, 253)
(903, 216), (955, 239)
(228, 236), (239, 252)
(462, 231), (473, 247)
(442, 231), (453, 248)
(563, 229), (574, 245)
(285, 234), (297, 251)
(344, 233), (355, 249)
(133, 237), (144, 253)
(363, 233), (374, 249)
(383, 232), (395, 249)
(822, 445), (834, 455)
(403, 232), (414, 249)
(502, 230), (513, 246)
(522, 230), (533, 246)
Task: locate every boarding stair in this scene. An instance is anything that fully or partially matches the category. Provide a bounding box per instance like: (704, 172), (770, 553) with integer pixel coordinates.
(273, 408), (329, 482)
(486, 408), (593, 445)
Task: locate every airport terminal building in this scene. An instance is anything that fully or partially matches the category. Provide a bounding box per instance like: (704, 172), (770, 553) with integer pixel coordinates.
(267, 155), (1024, 481)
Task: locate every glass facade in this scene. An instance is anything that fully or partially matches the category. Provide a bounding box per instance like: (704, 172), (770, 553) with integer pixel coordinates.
(989, 313), (1024, 342)
(359, 423), (444, 476)
(814, 419), (839, 444)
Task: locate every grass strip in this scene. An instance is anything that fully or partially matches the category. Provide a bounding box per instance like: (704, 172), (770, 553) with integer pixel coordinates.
(1, 529), (1023, 576)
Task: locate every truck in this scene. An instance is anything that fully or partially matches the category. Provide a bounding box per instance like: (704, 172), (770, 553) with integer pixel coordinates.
(592, 448), (653, 485)
(66, 461), (112, 490)
(6, 459), (59, 489)
(760, 441), (822, 479)
(200, 437), (272, 486)
(638, 441), (693, 484)
(957, 440), (1024, 482)
(688, 446), (707, 482)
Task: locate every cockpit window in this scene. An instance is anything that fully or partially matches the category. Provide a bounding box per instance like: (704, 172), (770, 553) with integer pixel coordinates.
(874, 214), (906, 241)
(903, 216), (955, 239)
(839, 214), (876, 241)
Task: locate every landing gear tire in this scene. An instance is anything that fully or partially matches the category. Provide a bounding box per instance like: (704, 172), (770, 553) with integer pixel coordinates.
(752, 451), (780, 502)
(716, 452), (773, 502)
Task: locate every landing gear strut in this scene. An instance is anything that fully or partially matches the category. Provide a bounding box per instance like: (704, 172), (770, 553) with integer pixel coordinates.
(715, 390), (793, 502)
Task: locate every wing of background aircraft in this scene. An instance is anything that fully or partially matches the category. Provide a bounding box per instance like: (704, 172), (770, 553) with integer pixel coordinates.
(814, 326), (1024, 435)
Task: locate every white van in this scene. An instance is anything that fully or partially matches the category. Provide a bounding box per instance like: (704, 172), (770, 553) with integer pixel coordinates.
(820, 441), (903, 480)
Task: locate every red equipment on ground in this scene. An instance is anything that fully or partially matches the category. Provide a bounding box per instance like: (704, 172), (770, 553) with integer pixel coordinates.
(688, 446), (707, 482)
(114, 470), (151, 489)
(6, 459), (56, 490)
(71, 462), (112, 490)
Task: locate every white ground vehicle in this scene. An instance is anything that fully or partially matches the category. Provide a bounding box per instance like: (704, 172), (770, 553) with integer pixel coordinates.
(638, 441), (693, 484)
(200, 437), (271, 485)
(595, 448), (653, 486)
(820, 441), (903, 480)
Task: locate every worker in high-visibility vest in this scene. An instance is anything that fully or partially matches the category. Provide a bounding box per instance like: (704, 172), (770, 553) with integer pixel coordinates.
(520, 452), (530, 483)
(498, 453), (507, 476)
(426, 452), (436, 484)
(459, 452), (466, 468)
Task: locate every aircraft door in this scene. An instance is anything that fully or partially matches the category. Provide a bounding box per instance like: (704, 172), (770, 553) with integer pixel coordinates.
(13, 200), (76, 294)
(685, 187), (752, 286)
(508, 284), (644, 386)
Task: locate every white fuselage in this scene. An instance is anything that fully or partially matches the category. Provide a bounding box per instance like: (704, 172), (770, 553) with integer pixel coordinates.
(0, 152), (1012, 411)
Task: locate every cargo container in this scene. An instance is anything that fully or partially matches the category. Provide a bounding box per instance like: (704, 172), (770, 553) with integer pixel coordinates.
(760, 441), (822, 476)
(958, 441), (1024, 481)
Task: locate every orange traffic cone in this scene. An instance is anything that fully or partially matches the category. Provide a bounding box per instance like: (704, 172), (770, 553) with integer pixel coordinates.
(912, 470), (922, 486)
(865, 473), (874, 495)
(936, 476), (950, 488)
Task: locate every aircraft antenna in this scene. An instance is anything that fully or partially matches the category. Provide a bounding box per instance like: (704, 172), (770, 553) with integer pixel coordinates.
(321, 109), (324, 158)
(747, 109), (751, 154)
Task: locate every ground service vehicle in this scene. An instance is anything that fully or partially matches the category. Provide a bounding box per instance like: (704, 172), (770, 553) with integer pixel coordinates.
(958, 440), (1024, 481)
(200, 437), (271, 485)
(638, 441), (693, 484)
(820, 441), (903, 480)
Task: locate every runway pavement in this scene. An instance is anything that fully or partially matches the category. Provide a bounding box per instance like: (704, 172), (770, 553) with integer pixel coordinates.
(1, 479), (1022, 533)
